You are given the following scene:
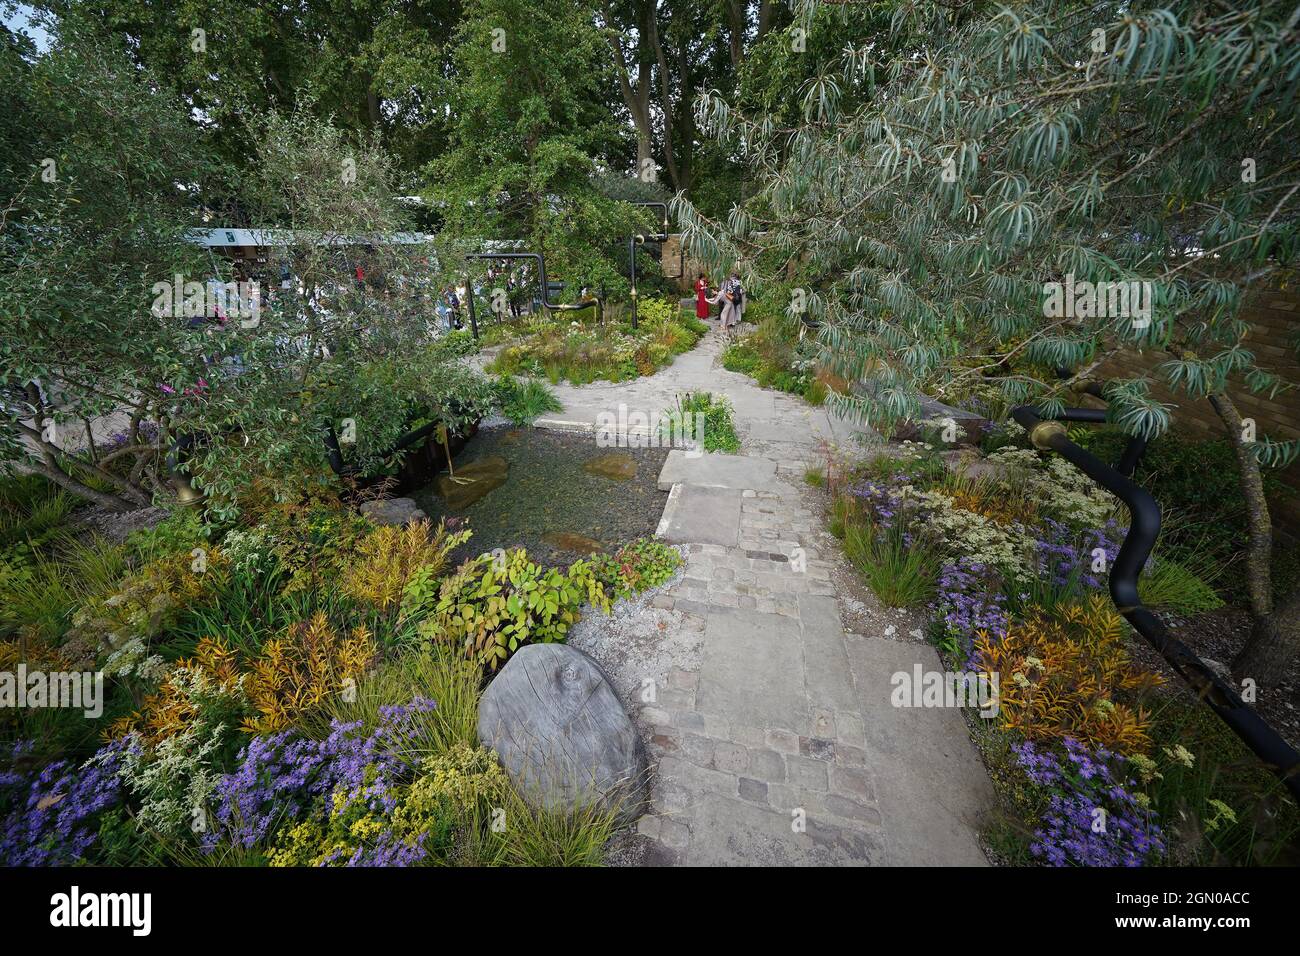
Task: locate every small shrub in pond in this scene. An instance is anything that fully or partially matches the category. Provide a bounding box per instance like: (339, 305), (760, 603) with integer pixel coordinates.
(661, 391), (740, 454)
(493, 375), (564, 426)
(590, 539), (681, 599)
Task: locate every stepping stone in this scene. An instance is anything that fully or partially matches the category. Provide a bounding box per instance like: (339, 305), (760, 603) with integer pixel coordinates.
(657, 450), (781, 492)
(656, 484), (742, 547)
(436, 455), (508, 509)
(694, 608), (807, 730)
(359, 497), (427, 526)
(542, 531), (604, 555)
(583, 451), (637, 480)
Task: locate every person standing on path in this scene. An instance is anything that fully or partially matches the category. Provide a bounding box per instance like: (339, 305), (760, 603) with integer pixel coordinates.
(719, 270), (745, 333)
(695, 272), (712, 320)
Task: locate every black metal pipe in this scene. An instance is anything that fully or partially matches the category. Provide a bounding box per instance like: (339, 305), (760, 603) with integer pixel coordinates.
(324, 418), (444, 479)
(1011, 404), (1300, 799)
(464, 274), (479, 340)
(1117, 435), (1148, 479)
(630, 201), (669, 240)
(628, 234), (644, 330)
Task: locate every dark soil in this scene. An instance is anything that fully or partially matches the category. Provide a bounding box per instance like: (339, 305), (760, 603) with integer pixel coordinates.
(1127, 606), (1300, 753)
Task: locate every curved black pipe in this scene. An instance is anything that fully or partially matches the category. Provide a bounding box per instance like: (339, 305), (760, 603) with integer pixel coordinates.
(324, 418), (446, 480)
(1012, 404), (1300, 799)
(630, 201), (669, 241)
(465, 251), (602, 333)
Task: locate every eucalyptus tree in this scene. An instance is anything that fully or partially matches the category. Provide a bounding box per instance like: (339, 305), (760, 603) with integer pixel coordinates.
(675, 0), (1300, 679)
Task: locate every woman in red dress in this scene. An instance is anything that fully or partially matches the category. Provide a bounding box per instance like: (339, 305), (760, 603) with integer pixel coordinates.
(695, 272), (711, 319)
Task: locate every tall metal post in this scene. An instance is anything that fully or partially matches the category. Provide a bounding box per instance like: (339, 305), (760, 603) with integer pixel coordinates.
(629, 234), (644, 330)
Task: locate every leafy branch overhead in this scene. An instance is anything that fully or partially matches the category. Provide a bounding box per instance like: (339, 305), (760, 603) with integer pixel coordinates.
(674, 0), (1299, 466)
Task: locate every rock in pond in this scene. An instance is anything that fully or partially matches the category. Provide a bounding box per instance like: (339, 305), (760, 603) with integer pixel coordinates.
(541, 531), (604, 555)
(583, 452), (637, 481)
(436, 455), (509, 509)
(479, 644), (647, 825)
(359, 497), (428, 526)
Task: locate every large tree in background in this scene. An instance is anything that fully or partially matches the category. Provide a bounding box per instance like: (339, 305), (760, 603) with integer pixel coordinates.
(1, 17), (490, 516)
(599, 0), (775, 210)
(0, 16), (216, 510)
(430, 0), (650, 292)
(676, 0), (1300, 680)
(43, 0), (462, 181)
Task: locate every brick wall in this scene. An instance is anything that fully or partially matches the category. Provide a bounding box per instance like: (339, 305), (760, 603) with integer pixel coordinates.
(1091, 287), (1300, 527)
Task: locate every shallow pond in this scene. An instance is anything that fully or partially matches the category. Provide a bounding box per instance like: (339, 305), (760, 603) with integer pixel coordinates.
(412, 425), (670, 566)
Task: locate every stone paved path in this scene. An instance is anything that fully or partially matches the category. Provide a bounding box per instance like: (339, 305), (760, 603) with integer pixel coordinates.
(545, 324), (994, 866)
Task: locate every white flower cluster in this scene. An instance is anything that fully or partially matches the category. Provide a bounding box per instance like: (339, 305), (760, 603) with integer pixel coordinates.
(986, 447), (1116, 527)
(221, 527), (276, 576)
(900, 486), (1035, 579)
(917, 417), (968, 442)
(110, 723), (230, 839)
(102, 637), (167, 683)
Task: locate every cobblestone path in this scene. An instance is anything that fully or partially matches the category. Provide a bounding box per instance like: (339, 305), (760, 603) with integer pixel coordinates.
(546, 325), (994, 866)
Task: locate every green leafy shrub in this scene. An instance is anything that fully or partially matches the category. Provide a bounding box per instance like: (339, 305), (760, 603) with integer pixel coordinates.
(417, 549), (609, 670)
(435, 329), (480, 358)
(661, 391), (740, 454)
(590, 539), (682, 599)
(722, 339), (763, 375)
(493, 375), (564, 426)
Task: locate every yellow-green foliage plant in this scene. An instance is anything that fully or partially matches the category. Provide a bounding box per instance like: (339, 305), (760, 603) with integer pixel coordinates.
(62, 546), (230, 672)
(972, 595), (1164, 754)
(418, 549), (609, 670)
(342, 518), (471, 612)
(266, 744), (509, 867)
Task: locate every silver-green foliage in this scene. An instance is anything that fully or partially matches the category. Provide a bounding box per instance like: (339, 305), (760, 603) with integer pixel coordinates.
(675, 0), (1299, 466)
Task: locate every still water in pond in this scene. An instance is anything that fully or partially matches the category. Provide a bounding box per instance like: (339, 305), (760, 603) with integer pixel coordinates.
(412, 425), (670, 566)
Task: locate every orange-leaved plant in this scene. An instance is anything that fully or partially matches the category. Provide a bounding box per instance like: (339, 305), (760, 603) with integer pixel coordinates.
(972, 595), (1163, 754)
(242, 612), (377, 733)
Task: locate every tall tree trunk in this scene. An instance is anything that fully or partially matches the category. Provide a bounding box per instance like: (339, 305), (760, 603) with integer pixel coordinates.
(601, 0), (655, 178)
(1210, 390), (1298, 682)
(726, 0), (746, 71)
